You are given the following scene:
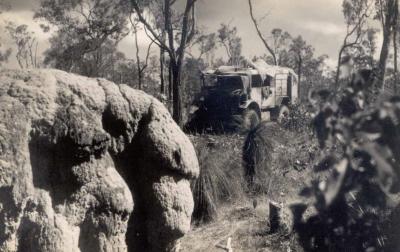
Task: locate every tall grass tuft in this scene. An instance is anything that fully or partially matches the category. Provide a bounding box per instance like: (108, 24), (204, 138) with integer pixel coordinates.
(243, 122), (280, 193)
(190, 134), (245, 223)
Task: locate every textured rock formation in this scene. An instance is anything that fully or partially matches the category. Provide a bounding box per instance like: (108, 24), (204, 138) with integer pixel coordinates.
(0, 69), (199, 252)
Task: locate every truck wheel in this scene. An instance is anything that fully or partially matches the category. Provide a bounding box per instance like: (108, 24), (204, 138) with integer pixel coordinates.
(271, 105), (290, 123)
(242, 108), (260, 131)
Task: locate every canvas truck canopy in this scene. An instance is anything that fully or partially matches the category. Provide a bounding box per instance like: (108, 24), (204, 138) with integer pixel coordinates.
(203, 59), (297, 78)
(201, 59), (298, 90)
(248, 59), (298, 81)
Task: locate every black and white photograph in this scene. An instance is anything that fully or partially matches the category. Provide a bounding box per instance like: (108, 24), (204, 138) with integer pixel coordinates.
(0, 0), (400, 251)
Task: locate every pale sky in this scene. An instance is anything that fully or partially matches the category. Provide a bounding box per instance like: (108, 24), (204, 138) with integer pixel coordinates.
(0, 0), (369, 69)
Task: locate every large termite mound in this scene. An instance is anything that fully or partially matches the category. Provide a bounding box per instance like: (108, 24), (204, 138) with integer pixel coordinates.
(0, 69), (199, 252)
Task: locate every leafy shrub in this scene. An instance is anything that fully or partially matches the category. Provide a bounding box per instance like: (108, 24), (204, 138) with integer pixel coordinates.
(292, 69), (400, 252)
(280, 103), (313, 132)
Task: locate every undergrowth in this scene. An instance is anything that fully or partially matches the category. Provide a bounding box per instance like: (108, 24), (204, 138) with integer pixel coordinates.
(190, 134), (246, 223)
(189, 119), (318, 225)
(280, 103), (313, 133)
(292, 69), (400, 252)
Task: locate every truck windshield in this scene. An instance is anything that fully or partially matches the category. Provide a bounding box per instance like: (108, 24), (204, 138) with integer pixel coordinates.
(217, 76), (243, 90)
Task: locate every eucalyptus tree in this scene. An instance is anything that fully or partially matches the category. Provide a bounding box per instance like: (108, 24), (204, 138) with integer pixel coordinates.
(375, 0), (399, 89)
(131, 0), (198, 125)
(217, 23), (243, 66)
(35, 0), (130, 77)
(5, 23), (39, 68)
(335, 0), (372, 85)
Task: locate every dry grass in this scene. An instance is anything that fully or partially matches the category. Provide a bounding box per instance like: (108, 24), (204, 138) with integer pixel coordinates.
(243, 122), (281, 194)
(189, 121), (319, 223)
(183, 122), (322, 251)
(190, 134), (246, 223)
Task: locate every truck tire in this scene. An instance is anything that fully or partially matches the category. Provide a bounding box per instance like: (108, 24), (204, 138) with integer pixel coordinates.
(271, 105), (290, 123)
(242, 108), (260, 131)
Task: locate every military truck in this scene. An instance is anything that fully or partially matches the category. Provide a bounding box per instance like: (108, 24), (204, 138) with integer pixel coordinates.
(187, 59), (299, 131)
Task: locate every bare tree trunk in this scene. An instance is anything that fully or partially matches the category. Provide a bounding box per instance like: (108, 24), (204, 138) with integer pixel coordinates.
(131, 0), (197, 126)
(134, 25), (142, 89)
(298, 55), (302, 98)
(379, 29), (391, 90)
(168, 61), (173, 101)
(394, 25), (398, 94)
(394, 0), (399, 94)
(171, 62), (182, 125)
(160, 17), (167, 94)
(298, 59), (302, 88)
(248, 0), (277, 65)
(335, 46), (345, 86)
(160, 48), (165, 94)
(378, 0), (398, 90)
(165, 0), (176, 105)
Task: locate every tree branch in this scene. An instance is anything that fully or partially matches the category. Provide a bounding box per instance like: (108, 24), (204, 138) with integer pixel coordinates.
(140, 40), (154, 72)
(176, 0), (197, 66)
(130, 1), (171, 54)
(165, 0), (176, 60)
(248, 0), (276, 65)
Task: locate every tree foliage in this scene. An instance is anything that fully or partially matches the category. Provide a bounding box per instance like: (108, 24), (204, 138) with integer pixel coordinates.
(0, 1), (12, 66)
(292, 68), (400, 251)
(187, 31), (217, 64)
(131, 0), (198, 125)
(35, 0), (130, 76)
(5, 22), (39, 69)
(260, 33), (328, 99)
(129, 16), (154, 90)
(336, 0), (373, 85)
(271, 28), (292, 64)
(217, 23), (243, 66)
